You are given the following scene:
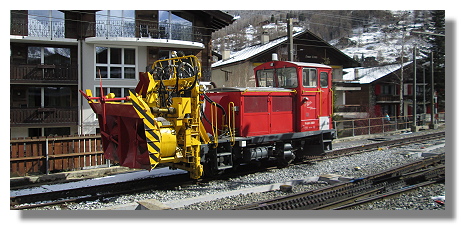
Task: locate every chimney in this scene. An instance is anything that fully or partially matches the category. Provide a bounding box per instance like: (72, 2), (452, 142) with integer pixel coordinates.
(261, 31), (269, 44)
(354, 68), (359, 80)
(222, 50), (231, 61)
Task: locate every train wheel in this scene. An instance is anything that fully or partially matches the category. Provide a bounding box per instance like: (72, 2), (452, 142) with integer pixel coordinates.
(276, 150), (295, 168)
(276, 143), (295, 168)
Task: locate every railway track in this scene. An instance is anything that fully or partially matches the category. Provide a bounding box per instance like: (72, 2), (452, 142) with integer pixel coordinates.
(231, 153), (445, 210)
(10, 131), (445, 210)
(304, 131), (445, 162)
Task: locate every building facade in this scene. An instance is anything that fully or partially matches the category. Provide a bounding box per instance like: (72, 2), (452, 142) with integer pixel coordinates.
(337, 62), (427, 119)
(211, 30), (359, 88)
(10, 10), (233, 138)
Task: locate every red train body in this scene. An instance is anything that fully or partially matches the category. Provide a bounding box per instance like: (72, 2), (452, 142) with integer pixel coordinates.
(201, 61), (336, 175)
(205, 61), (333, 137)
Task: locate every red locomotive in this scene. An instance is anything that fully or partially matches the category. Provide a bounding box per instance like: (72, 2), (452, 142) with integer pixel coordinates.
(81, 55), (335, 178)
(202, 60), (335, 175)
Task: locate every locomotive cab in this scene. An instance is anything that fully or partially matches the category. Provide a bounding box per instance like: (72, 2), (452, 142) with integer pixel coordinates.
(254, 61), (334, 132)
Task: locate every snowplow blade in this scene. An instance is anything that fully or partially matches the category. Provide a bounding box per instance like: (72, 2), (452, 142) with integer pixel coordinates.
(88, 101), (152, 170)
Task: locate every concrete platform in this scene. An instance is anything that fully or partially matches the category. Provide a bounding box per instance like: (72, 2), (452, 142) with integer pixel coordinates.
(10, 166), (137, 187)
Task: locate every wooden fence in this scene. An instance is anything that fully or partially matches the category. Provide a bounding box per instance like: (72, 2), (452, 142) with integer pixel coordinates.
(10, 135), (105, 177)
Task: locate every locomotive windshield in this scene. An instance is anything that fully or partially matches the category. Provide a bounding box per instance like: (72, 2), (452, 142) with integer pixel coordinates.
(257, 69), (274, 87)
(302, 68), (317, 87)
(256, 67), (297, 88)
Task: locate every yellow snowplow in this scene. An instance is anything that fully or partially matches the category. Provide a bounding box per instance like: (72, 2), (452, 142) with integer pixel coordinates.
(81, 54), (209, 179)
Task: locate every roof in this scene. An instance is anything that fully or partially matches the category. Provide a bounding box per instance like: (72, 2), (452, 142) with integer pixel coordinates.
(212, 29), (359, 69)
(342, 62), (413, 84)
(207, 87), (293, 93)
(199, 10), (236, 31)
(283, 61), (332, 69)
(212, 31), (303, 68)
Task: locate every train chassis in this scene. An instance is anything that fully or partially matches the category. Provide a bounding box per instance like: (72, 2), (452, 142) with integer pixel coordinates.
(200, 130), (335, 176)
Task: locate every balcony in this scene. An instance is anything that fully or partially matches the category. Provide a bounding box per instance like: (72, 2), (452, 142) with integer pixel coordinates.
(83, 21), (205, 49)
(335, 105), (369, 119)
(10, 64), (78, 84)
(10, 107), (78, 126)
(11, 16), (203, 41)
(10, 18), (65, 39)
(90, 20), (203, 42)
(92, 21), (201, 41)
(376, 94), (400, 103)
(11, 16), (204, 50)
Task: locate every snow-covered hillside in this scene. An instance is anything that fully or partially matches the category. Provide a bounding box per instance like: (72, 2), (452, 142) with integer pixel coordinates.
(330, 23), (431, 65)
(213, 10), (432, 66)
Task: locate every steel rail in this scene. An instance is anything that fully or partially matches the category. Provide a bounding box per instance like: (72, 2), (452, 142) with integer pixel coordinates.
(332, 178), (444, 210)
(231, 153), (445, 210)
(304, 131), (445, 162)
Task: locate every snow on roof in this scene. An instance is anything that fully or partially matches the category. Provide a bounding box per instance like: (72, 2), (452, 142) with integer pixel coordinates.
(212, 31), (305, 68)
(342, 61), (413, 84)
(281, 61), (331, 69)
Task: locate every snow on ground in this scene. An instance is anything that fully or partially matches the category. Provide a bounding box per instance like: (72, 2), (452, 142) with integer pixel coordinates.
(332, 25), (430, 64)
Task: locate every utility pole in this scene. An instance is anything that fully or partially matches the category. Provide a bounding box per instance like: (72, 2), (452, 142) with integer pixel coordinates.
(430, 51), (436, 129)
(410, 30), (444, 129)
(399, 28), (405, 118)
(411, 46), (417, 131)
(287, 17), (294, 61)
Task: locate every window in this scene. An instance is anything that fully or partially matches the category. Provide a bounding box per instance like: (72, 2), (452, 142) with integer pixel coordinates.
(27, 86), (72, 108)
(381, 84), (396, 95)
(93, 87), (131, 119)
(44, 127), (70, 137)
(95, 87), (131, 99)
(27, 87), (42, 107)
(96, 46), (136, 79)
(28, 128), (42, 137)
(27, 47), (71, 65)
(158, 11), (193, 41)
(302, 68), (317, 87)
(28, 127), (71, 137)
(44, 87), (71, 108)
(320, 72), (329, 88)
(256, 69), (274, 87)
(277, 67), (297, 88)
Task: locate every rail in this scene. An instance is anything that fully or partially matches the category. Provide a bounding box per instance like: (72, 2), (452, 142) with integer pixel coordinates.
(231, 153), (445, 210)
(334, 113), (445, 138)
(10, 135), (106, 177)
(93, 21), (203, 42)
(11, 18), (204, 43)
(10, 108), (78, 125)
(10, 64), (78, 83)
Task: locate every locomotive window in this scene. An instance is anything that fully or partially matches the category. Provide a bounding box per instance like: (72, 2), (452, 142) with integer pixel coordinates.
(277, 67), (297, 88)
(320, 72), (329, 88)
(256, 69), (274, 87)
(302, 68), (317, 87)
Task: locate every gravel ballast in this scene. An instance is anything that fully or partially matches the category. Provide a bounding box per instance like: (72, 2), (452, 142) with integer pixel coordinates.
(25, 128), (446, 210)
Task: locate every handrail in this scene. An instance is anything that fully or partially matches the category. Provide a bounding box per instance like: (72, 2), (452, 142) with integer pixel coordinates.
(333, 114), (444, 138)
(210, 102), (218, 148)
(228, 102), (236, 146)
